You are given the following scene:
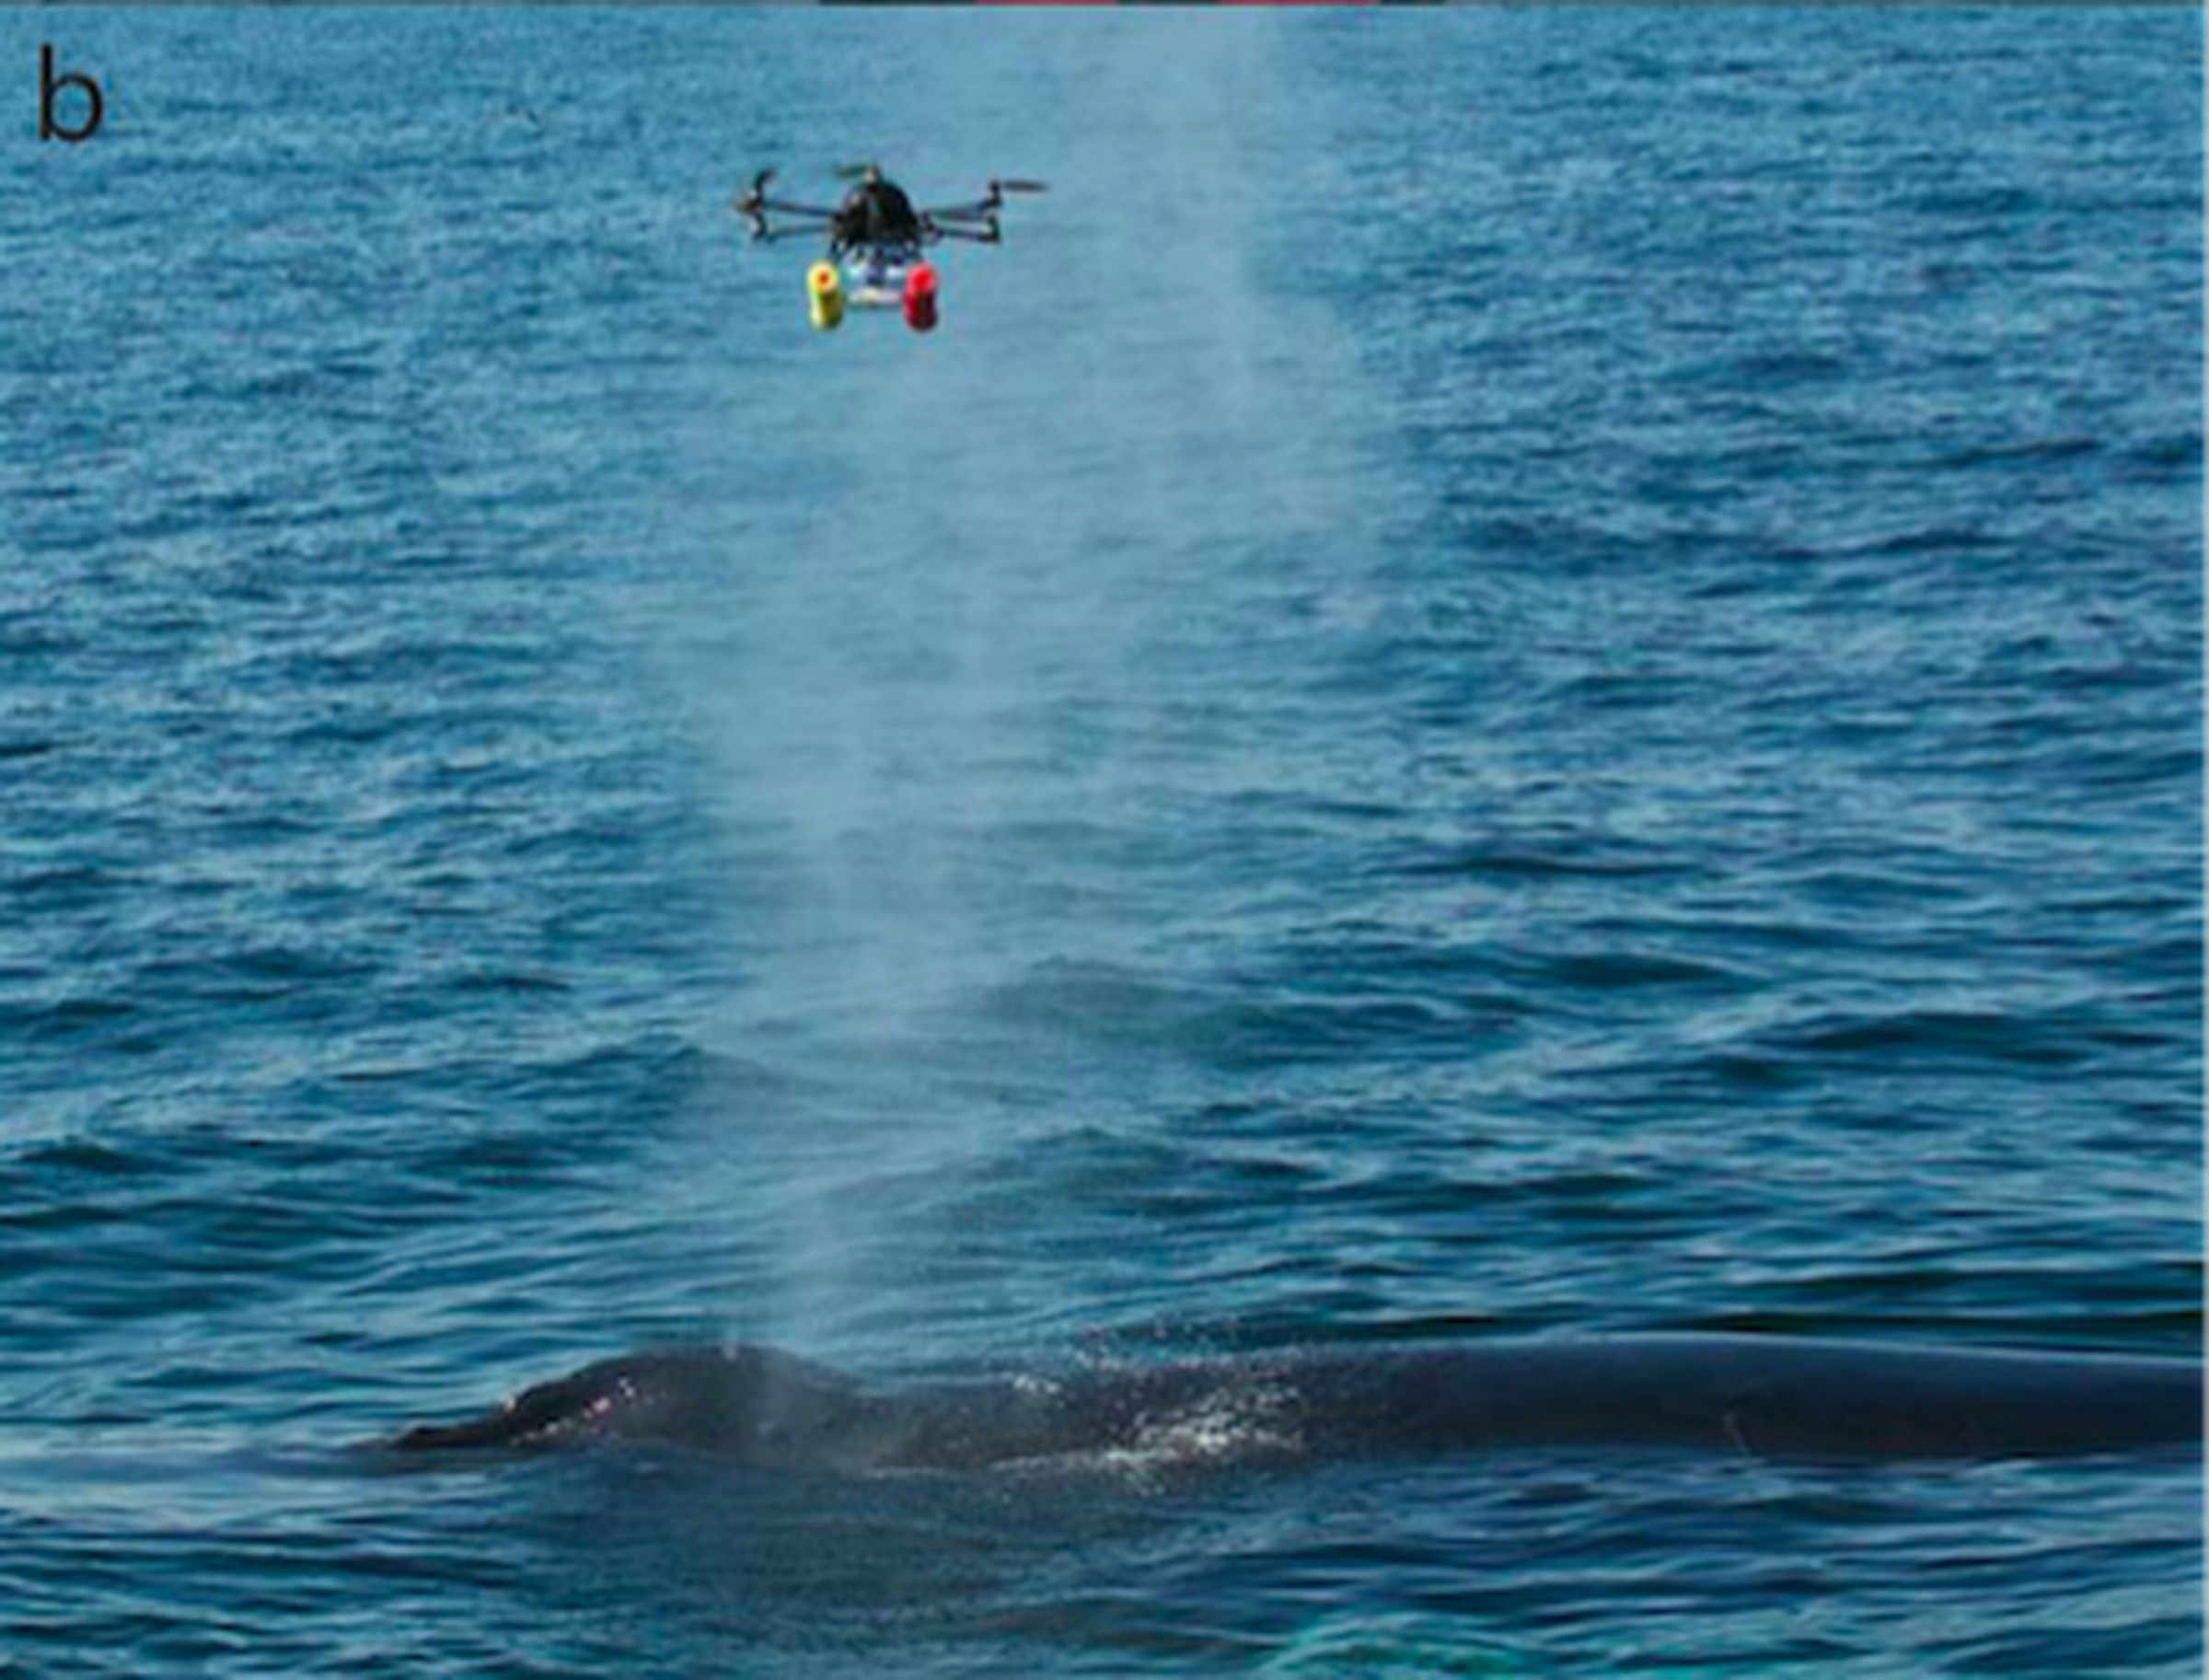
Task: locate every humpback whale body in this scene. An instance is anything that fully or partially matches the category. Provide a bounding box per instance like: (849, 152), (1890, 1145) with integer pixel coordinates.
(387, 1336), (2202, 1470)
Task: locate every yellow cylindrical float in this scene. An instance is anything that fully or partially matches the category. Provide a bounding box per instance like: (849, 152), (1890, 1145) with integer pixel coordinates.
(806, 261), (845, 331)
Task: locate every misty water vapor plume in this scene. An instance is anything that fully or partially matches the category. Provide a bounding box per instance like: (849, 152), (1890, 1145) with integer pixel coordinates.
(656, 13), (1382, 1365)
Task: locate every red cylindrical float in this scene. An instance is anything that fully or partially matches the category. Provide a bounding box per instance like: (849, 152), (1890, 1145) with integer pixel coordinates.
(903, 263), (938, 333)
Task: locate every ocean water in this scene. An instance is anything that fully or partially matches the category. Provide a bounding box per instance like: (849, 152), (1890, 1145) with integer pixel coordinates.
(2, 7), (2200, 1675)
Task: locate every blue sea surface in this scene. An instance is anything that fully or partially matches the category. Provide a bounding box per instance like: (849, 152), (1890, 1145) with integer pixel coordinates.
(2, 8), (2200, 1675)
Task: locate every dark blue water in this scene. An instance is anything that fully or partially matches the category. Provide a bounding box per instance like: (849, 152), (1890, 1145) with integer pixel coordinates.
(3, 8), (2200, 1675)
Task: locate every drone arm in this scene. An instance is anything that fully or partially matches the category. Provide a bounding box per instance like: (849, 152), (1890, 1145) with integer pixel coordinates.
(731, 168), (844, 241)
(922, 180), (1045, 219)
(920, 200), (1001, 225)
(750, 195), (839, 219)
(736, 203), (844, 244)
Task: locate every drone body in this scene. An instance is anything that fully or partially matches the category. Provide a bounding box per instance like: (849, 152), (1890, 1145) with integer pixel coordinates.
(735, 164), (1045, 334)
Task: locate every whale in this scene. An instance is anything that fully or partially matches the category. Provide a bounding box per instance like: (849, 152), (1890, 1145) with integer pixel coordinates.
(384, 1335), (2203, 1470)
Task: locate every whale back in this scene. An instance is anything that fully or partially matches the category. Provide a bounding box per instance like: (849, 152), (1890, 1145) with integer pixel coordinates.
(1284, 1337), (2204, 1461)
(387, 1346), (894, 1466)
(384, 1336), (2203, 1468)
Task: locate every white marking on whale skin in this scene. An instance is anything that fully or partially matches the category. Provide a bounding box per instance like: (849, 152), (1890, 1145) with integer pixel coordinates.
(1089, 1375), (1303, 1476)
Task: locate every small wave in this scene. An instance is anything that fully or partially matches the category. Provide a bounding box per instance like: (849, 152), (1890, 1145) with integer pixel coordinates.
(1777, 1007), (2096, 1070)
(1395, 843), (1683, 884)
(15, 1138), (160, 1179)
(1536, 950), (1739, 991)
(1931, 434), (2104, 471)
(443, 968), (572, 998)
(1259, 1614), (1530, 1678)
(0, 994), (147, 1045)
(1906, 183), (2043, 219)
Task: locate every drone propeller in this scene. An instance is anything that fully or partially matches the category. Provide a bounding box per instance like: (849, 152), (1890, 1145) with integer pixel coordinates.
(927, 178), (1049, 230)
(832, 161), (882, 181)
(734, 168), (774, 214)
(733, 168), (847, 241)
